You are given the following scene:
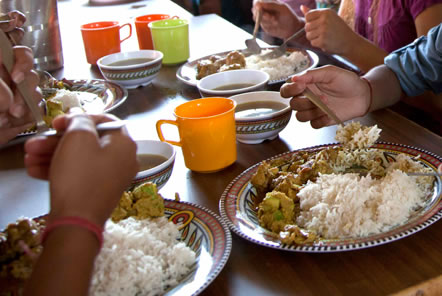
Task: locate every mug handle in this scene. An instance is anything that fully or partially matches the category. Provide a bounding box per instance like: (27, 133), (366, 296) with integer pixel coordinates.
(119, 23), (132, 43)
(156, 119), (182, 147)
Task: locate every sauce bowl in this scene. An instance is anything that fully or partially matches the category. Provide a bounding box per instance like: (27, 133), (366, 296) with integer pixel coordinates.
(97, 50), (163, 89)
(229, 91), (292, 144)
(197, 69), (269, 97)
(133, 140), (176, 190)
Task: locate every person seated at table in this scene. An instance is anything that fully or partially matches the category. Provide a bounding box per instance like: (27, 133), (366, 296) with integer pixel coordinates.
(255, 0), (442, 134)
(0, 10), (41, 145)
(253, 0), (442, 73)
(253, 0), (316, 21)
(23, 113), (138, 296)
(279, 24), (441, 130)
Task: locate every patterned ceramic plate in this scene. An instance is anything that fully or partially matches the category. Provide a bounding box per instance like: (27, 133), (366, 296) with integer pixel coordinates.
(220, 143), (442, 253)
(176, 47), (319, 87)
(0, 200), (232, 295)
(16, 79), (128, 137)
(163, 199), (232, 295)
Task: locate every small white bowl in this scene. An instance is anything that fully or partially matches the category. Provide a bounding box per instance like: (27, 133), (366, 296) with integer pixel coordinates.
(97, 50), (163, 89)
(133, 140), (176, 190)
(229, 91), (292, 144)
(197, 69), (269, 97)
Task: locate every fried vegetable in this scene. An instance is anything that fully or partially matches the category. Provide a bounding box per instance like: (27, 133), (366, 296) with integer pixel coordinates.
(111, 182), (165, 222)
(258, 191), (294, 233)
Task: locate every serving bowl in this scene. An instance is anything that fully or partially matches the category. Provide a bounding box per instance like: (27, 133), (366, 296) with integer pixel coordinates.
(132, 140), (176, 190)
(197, 69), (270, 97)
(97, 50), (163, 89)
(229, 91), (292, 144)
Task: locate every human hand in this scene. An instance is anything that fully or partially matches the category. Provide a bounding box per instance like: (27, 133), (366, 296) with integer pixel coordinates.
(280, 65), (371, 128)
(24, 114), (138, 226)
(253, 0), (304, 39)
(301, 5), (357, 55)
(0, 10), (26, 44)
(0, 46), (41, 144)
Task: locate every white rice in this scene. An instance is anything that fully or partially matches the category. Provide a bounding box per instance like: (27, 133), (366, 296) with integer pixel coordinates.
(335, 122), (381, 149)
(245, 50), (310, 80)
(296, 170), (428, 238)
(89, 217), (196, 296)
(50, 89), (82, 112)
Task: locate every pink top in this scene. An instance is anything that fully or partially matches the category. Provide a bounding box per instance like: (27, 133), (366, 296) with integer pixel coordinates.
(281, 0), (316, 16)
(354, 0), (442, 53)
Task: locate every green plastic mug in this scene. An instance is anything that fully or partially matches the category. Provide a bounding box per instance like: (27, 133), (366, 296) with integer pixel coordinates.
(149, 19), (189, 65)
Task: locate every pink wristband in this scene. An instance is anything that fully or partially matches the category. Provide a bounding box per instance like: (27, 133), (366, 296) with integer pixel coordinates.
(41, 216), (104, 248)
(361, 77), (373, 115)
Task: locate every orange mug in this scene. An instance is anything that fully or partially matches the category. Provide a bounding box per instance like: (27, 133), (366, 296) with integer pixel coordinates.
(135, 14), (177, 50)
(156, 97), (237, 173)
(80, 21), (132, 65)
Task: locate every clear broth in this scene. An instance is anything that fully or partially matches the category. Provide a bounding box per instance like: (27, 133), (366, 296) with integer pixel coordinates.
(108, 58), (154, 67)
(137, 154), (168, 171)
(235, 101), (287, 118)
(213, 83), (255, 91)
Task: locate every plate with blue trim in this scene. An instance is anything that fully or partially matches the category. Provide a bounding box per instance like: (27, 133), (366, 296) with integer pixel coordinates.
(220, 143), (441, 253)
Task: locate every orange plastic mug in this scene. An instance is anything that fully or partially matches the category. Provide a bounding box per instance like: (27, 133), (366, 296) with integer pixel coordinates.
(156, 97), (237, 173)
(80, 21), (132, 65)
(135, 14), (177, 50)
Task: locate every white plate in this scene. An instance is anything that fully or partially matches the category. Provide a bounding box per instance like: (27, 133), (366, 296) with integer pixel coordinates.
(177, 47), (319, 87)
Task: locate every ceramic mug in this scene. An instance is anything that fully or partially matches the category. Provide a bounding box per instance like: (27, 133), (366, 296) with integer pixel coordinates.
(149, 19), (189, 65)
(156, 97), (237, 173)
(80, 21), (132, 65)
(135, 14), (178, 50)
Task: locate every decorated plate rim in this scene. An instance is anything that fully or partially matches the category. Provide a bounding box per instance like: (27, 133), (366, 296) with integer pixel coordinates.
(219, 142), (442, 253)
(163, 199), (232, 295)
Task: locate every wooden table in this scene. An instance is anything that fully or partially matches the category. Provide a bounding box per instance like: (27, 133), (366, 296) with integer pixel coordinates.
(1, 0), (441, 295)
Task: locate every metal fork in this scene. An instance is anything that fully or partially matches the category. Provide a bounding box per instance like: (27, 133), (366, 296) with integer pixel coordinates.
(261, 28), (305, 60)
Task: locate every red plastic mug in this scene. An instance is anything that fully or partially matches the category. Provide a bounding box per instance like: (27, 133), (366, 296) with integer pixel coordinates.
(134, 14), (177, 50)
(80, 21), (132, 65)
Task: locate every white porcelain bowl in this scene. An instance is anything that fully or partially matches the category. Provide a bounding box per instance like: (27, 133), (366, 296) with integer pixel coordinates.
(197, 69), (270, 97)
(132, 140), (176, 190)
(229, 91), (292, 144)
(97, 50), (163, 89)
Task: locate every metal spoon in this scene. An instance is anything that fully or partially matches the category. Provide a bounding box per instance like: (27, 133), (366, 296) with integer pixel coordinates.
(0, 120), (128, 150)
(245, 10), (262, 54)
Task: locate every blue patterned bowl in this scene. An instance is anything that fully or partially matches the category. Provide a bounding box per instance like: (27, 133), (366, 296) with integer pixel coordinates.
(133, 140), (176, 190)
(229, 91), (292, 144)
(97, 50), (163, 89)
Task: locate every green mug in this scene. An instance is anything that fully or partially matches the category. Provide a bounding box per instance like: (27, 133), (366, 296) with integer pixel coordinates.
(149, 19), (190, 65)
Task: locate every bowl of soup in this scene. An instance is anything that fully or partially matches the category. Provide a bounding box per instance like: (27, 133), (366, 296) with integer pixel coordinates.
(133, 140), (176, 190)
(229, 91), (292, 144)
(97, 50), (163, 89)
(196, 69), (270, 98)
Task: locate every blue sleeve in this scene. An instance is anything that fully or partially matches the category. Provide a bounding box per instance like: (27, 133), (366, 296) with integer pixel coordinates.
(384, 24), (442, 97)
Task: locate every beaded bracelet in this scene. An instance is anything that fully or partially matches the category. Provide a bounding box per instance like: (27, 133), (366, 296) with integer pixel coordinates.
(41, 216), (104, 248)
(361, 77), (373, 115)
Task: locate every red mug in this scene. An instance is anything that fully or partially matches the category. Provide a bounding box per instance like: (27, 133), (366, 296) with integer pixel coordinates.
(134, 14), (177, 50)
(80, 21), (132, 65)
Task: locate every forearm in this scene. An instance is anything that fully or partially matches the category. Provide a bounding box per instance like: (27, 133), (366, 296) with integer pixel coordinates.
(24, 226), (100, 296)
(342, 34), (389, 73)
(364, 65), (403, 113)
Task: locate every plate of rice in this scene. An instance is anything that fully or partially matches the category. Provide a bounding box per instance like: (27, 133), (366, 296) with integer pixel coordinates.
(16, 78), (128, 137)
(0, 199), (232, 295)
(176, 47), (319, 87)
(219, 143), (441, 253)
